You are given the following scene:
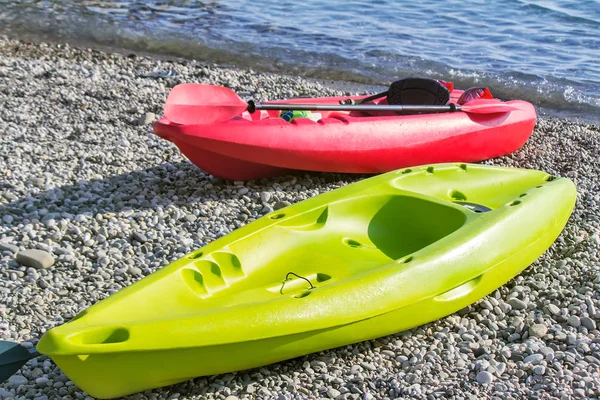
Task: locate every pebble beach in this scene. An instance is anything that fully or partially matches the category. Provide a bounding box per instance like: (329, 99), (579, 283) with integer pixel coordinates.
(1, 34), (600, 400)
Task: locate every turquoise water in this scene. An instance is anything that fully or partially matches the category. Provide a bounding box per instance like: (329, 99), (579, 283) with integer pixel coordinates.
(1, 0), (599, 121)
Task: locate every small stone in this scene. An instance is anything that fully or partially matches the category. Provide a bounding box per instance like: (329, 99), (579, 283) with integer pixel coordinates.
(546, 304), (561, 315)
(131, 232), (147, 243)
(480, 300), (493, 310)
(476, 371), (494, 385)
(581, 316), (596, 330)
(495, 362), (506, 374)
(327, 388), (341, 398)
(508, 333), (521, 342)
(360, 362), (376, 371)
(137, 112), (155, 125)
(0, 242), (19, 253)
(529, 324), (548, 338)
(128, 266), (142, 276)
(0, 388), (13, 397)
(2, 192), (17, 201)
(35, 377), (49, 385)
(7, 375), (28, 387)
(260, 192), (271, 202)
(224, 396), (239, 400)
(16, 249), (55, 269)
(508, 298), (527, 310)
(568, 315), (581, 328)
(533, 365), (546, 375)
(2, 215), (14, 224)
(273, 200), (291, 210)
(524, 354), (544, 364)
(184, 214), (197, 223)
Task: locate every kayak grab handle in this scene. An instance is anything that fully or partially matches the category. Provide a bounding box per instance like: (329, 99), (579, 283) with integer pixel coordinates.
(280, 272), (315, 294)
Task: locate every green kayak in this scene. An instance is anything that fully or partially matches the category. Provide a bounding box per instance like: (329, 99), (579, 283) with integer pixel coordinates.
(36, 163), (576, 398)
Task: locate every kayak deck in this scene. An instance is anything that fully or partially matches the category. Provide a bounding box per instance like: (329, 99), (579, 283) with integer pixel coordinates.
(37, 164), (575, 398)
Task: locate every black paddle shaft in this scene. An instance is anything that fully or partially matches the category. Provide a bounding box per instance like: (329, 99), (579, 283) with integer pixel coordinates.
(247, 100), (459, 114)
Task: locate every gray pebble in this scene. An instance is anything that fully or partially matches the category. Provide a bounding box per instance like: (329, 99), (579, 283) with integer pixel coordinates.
(137, 112), (155, 125)
(131, 232), (148, 243)
(16, 249), (55, 269)
(547, 303), (561, 315)
(581, 316), (596, 330)
(184, 214), (197, 222)
(261, 192), (271, 202)
(360, 362), (376, 371)
(476, 371), (494, 384)
(480, 299), (493, 310)
(529, 324), (548, 338)
(2, 192), (17, 201)
(568, 315), (581, 328)
(273, 200), (292, 210)
(533, 366), (546, 375)
(508, 298), (527, 310)
(495, 362), (506, 374)
(508, 333), (521, 342)
(2, 215), (14, 224)
(0, 242), (19, 253)
(7, 375), (28, 387)
(524, 354), (544, 364)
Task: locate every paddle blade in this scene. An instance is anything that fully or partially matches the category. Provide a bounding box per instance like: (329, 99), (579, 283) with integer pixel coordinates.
(460, 99), (519, 114)
(164, 84), (249, 125)
(0, 341), (37, 382)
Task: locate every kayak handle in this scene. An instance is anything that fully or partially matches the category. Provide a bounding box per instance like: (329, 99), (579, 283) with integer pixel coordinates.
(280, 272), (315, 294)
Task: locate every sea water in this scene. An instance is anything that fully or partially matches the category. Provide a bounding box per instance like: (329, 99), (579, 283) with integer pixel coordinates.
(1, 0), (598, 122)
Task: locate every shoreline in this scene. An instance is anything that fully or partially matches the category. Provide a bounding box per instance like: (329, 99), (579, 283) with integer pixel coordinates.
(0, 30), (390, 100)
(1, 35), (600, 399)
(2, 30), (598, 126)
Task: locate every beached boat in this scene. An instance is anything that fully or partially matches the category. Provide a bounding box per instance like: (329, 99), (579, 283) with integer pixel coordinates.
(153, 84), (537, 180)
(35, 163), (575, 398)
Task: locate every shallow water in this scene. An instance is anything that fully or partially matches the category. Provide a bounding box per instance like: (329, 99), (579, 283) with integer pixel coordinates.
(1, 0), (599, 122)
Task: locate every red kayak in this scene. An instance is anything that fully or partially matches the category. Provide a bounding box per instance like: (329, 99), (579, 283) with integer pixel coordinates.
(153, 87), (536, 180)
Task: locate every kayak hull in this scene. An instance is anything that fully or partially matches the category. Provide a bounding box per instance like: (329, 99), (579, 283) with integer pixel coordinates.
(37, 164), (575, 398)
(153, 92), (537, 180)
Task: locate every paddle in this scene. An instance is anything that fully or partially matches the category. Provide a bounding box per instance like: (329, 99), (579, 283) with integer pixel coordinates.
(163, 84), (519, 125)
(0, 341), (39, 383)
